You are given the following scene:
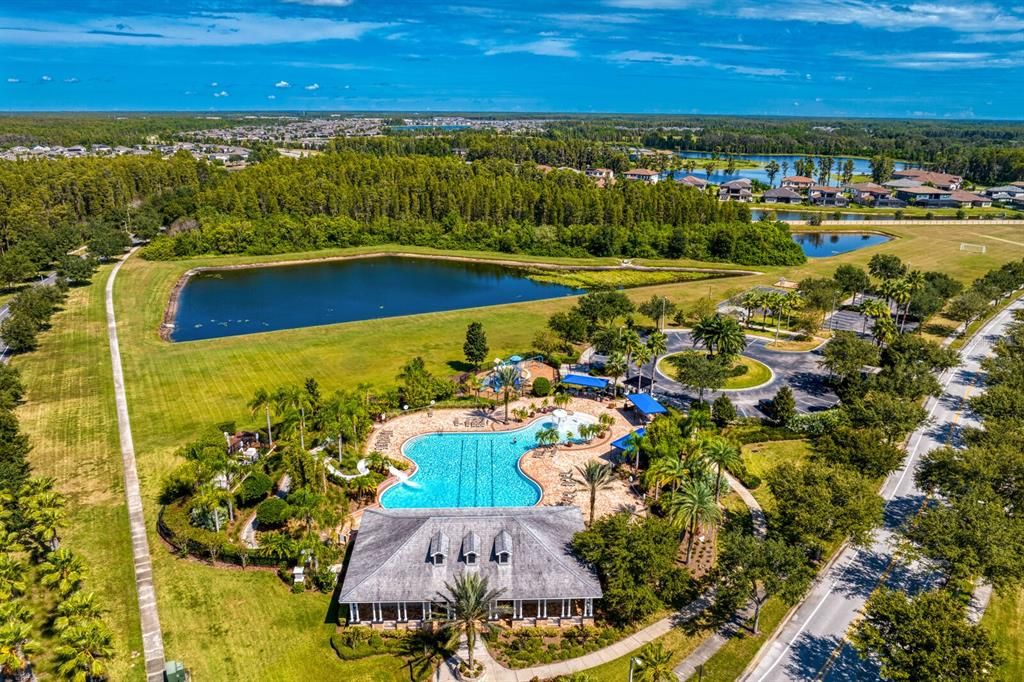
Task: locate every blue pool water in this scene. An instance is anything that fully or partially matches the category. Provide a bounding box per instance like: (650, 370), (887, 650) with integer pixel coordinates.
(379, 415), (594, 509)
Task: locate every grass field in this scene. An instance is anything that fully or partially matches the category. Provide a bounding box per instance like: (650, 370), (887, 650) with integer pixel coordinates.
(658, 352), (774, 389)
(740, 439), (812, 512)
(983, 586), (1024, 680)
(10, 223), (1024, 679)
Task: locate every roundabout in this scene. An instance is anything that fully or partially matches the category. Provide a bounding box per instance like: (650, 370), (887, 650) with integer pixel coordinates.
(657, 351), (774, 391)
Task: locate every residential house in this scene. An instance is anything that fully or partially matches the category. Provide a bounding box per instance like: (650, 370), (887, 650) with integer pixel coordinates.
(891, 168), (962, 190)
(762, 187), (803, 204)
(807, 185), (849, 207)
(585, 168), (615, 188)
(338, 507), (602, 629)
(847, 182), (904, 207)
(982, 185), (1024, 200)
(894, 185), (953, 206)
(676, 175), (708, 190)
(948, 190), (992, 208)
(780, 176), (814, 192)
(624, 168), (660, 184)
(719, 178), (753, 202)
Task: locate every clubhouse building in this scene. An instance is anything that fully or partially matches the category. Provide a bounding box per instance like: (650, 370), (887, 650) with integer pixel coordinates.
(338, 506), (602, 629)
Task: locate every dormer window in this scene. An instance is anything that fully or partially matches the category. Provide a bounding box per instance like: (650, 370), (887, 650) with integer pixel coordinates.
(494, 529), (512, 565)
(429, 530), (449, 567)
(462, 532), (481, 566)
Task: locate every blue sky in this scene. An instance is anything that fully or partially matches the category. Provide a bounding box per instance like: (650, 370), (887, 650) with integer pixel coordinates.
(2, 0), (1023, 118)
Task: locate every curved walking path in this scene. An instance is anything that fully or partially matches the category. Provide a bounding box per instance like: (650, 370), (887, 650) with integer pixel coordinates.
(106, 248), (165, 680)
(443, 475), (766, 681)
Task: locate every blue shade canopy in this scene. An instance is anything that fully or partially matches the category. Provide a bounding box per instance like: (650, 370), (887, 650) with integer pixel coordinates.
(626, 393), (667, 416)
(611, 428), (646, 451)
(560, 374), (609, 389)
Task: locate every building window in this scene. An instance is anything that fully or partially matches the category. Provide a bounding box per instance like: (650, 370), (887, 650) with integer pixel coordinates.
(433, 554), (444, 566)
(497, 552), (509, 565)
(466, 552), (477, 565)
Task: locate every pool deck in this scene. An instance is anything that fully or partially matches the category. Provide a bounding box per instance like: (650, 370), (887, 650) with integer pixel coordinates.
(357, 396), (643, 528)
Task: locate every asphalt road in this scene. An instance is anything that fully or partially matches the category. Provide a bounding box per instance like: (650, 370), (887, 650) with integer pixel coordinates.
(633, 330), (837, 417)
(741, 296), (1024, 682)
(0, 271), (58, 362)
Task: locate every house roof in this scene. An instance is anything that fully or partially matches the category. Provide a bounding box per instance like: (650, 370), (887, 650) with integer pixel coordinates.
(782, 175), (814, 183)
(722, 178), (752, 188)
(809, 184), (840, 193)
(985, 185), (1024, 194)
(763, 187), (803, 199)
(626, 168), (658, 176)
(848, 182), (890, 194)
(884, 178), (925, 189)
(896, 185), (952, 196)
(338, 507), (602, 604)
(950, 190), (988, 202)
(677, 175), (708, 187)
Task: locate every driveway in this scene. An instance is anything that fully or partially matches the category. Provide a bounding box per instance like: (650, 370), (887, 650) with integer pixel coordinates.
(633, 330), (837, 418)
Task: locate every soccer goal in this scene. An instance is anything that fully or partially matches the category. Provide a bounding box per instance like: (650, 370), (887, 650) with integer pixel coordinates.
(960, 243), (987, 254)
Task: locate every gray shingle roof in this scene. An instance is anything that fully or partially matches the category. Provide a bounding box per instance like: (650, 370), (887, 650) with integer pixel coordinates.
(429, 530), (449, 559)
(462, 531), (481, 558)
(339, 507), (603, 603)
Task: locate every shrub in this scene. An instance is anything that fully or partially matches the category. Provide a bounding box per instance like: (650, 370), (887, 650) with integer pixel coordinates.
(532, 377), (552, 397)
(256, 497), (290, 527)
(727, 364), (749, 378)
(237, 472), (273, 507)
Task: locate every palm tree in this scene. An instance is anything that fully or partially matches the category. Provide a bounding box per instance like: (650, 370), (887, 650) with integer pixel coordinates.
(492, 364), (521, 423)
(633, 641), (676, 682)
(872, 314), (898, 347)
(0, 555), (27, 598)
(859, 298), (890, 334)
(632, 345), (652, 393)
(535, 425), (561, 453)
(191, 484), (230, 532)
(573, 461), (615, 527)
(39, 548), (85, 597)
(665, 478), (721, 564)
(604, 352), (627, 398)
(257, 532), (296, 561)
(54, 620), (114, 682)
(645, 456), (690, 499)
(622, 328), (644, 382)
(248, 387), (274, 446)
(274, 385), (311, 451)
(52, 592), (103, 633)
(553, 391), (571, 409)
(23, 487), (66, 554)
(437, 573), (506, 673)
(646, 332), (668, 394)
(702, 437), (741, 502)
(765, 160), (781, 187)
(692, 315), (747, 360)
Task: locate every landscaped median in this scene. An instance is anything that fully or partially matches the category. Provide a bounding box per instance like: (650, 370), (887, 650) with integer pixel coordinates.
(658, 351), (774, 390)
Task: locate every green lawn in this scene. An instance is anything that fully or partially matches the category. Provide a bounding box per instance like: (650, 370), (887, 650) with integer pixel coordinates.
(983, 585), (1024, 680)
(658, 352), (774, 390)
(10, 224), (1024, 678)
(740, 440), (812, 512)
(584, 626), (707, 682)
(681, 598), (790, 682)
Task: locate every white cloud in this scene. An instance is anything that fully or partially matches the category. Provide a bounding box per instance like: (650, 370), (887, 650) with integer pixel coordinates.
(957, 32), (1024, 44)
(699, 41), (768, 51)
(609, 50), (791, 76)
(603, 0), (702, 8)
(6, 77), (19, 83)
(735, 2), (1024, 34)
(484, 38), (578, 58)
(64, 77), (79, 83)
(210, 81), (219, 87)
(836, 49), (1024, 69)
(41, 74), (52, 81)
(304, 82), (320, 90)
(833, 74), (850, 81)
(267, 94), (276, 99)
(0, 13), (390, 47)
(283, 0), (355, 6)
(275, 80), (291, 88)
(543, 12), (644, 31)
(213, 90), (229, 97)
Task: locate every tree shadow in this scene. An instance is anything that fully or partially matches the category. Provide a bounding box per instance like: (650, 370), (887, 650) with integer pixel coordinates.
(446, 360), (476, 373)
(783, 631), (876, 681)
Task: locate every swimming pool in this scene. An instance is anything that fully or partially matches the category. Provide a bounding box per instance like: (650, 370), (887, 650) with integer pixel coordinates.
(379, 414), (597, 509)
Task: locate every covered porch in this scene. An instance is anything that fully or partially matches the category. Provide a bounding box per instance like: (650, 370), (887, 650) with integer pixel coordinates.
(345, 597), (596, 630)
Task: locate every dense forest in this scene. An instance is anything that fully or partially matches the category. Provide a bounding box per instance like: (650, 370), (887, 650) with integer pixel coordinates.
(0, 114), (241, 148)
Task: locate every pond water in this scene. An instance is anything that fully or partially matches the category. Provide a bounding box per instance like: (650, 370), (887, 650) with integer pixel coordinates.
(676, 151), (908, 185)
(791, 232), (892, 258)
(752, 210), (896, 222)
(170, 256), (583, 342)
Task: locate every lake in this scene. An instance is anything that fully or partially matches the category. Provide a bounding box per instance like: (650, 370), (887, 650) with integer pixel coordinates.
(752, 210), (896, 222)
(170, 256), (583, 342)
(676, 151), (908, 185)
(791, 232), (892, 258)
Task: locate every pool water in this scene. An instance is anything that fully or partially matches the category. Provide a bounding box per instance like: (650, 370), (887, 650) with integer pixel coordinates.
(379, 414), (597, 509)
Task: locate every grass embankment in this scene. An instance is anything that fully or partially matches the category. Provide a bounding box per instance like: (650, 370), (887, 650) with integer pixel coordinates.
(11, 225), (1024, 678)
(526, 268), (724, 290)
(984, 586), (1024, 680)
(739, 440), (813, 512)
(658, 352), (773, 390)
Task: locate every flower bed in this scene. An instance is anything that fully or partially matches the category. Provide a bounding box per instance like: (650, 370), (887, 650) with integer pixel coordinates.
(486, 625), (621, 668)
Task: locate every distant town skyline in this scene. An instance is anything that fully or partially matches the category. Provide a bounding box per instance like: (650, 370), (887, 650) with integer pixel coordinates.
(2, 0), (1023, 119)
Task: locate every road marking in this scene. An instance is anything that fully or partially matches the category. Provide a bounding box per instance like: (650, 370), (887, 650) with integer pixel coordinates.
(754, 581), (837, 681)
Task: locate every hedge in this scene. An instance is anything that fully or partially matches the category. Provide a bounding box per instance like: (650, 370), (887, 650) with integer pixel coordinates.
(157, 503), (278, 568)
